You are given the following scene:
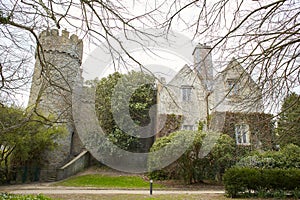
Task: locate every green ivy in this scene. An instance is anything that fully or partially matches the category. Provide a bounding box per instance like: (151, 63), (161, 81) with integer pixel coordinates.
(156, 114), (183, 138)
(212, 111), (274, 150)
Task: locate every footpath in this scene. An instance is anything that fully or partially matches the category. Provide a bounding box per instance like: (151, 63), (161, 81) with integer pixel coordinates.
(0, 183), (225, 195)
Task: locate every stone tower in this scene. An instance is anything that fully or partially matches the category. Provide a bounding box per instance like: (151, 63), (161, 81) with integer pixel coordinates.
(28, 29), (84, 181)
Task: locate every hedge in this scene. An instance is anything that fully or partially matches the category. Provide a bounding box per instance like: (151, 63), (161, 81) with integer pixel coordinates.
(223, 167), (300, 198)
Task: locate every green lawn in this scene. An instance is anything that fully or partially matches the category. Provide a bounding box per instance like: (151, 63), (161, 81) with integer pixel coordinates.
(46, 193), (297, 200)
(47, 194), (224, 200)
(56, 174), (164, 189)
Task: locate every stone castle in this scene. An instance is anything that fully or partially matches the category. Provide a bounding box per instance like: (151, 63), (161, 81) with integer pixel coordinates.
(28, 29), (272, 181)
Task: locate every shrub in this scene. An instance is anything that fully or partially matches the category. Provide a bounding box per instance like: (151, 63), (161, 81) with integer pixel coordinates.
(148, 130), (200, 182)
(0, 193), (52, 200)
(223, 167), (300, 198)
(148, 131), (238, 183)
(236, 144), (300, 169)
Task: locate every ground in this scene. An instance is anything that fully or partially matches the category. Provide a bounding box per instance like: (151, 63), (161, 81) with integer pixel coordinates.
(0, 166), (295, 200)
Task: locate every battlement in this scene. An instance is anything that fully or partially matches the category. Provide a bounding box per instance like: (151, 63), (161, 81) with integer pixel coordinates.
(37, 29), (83, 61)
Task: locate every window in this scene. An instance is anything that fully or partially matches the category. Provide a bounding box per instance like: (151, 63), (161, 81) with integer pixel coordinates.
(226, 79), (239, 96)
(235, 124), (250, 145)
(183, 125), (194, 130)
(181, 86), (192, 101)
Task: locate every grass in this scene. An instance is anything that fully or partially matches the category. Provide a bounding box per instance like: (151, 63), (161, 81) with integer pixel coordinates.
(45, 194), (231, 200)
(56, 174), (164, 189)
(45, 193), (297, 200)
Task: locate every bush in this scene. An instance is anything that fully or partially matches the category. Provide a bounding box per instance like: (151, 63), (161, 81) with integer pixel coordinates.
(148, 131), (238, 183)
(148, 170), (170, 180)
(0, 193), (52, 200)
(236, 144), (300, 169)
(148, 130), (199, 182)
(223, 167), (300, 198)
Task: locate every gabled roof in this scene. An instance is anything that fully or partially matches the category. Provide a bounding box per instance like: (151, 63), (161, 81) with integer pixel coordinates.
(220, 57), (261, 91)
(167, 64), (193, 84)
(221, 57), (244, 74)
(166, 64), (209, 92)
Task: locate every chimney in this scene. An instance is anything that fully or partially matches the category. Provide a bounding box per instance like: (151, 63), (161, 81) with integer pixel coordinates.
(192, 43), (213, 90)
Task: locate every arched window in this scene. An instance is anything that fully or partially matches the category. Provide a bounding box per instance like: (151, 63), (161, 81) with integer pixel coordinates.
(235, 124), (250, 145)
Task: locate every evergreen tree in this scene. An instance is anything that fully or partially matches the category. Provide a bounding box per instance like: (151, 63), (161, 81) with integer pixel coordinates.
(95, 71), (156, 152)
(277, 92), (300, 146)
(0, 106), (65, 183)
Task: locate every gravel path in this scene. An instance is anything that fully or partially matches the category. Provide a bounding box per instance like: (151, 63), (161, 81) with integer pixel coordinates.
(0, 184), (225, 195)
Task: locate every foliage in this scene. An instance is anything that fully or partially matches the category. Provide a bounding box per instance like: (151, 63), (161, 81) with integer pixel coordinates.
(56, 174), (164, 189)
(95, 71), (156, 152)
(0, 193), (52, 200)
(157, 114), (183, 138)
(148, 130), (198, 182)
(149, 130), (237, 183)
(209, 134), (236, 181)
(223, 167), (300, 198)
(236, 144), (300, 169)
(218, 112), (274, 150)
(0, 106), (66, 183)
(277, 92), (300, 146)
(95, 72), (122, 135)
(197, 120), (206, 131)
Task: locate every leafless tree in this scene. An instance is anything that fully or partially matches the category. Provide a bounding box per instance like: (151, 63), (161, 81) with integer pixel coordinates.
(0, 0), (299, 114)
(167, 0), (299, 113)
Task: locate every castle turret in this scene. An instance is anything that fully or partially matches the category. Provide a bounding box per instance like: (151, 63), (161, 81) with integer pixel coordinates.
(28, 29), (83, 119)
(192, 43), (213, 91)
(28, 29), (84, 181)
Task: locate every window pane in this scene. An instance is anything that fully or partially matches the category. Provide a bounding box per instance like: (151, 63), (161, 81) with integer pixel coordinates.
(227, 79), (239, 96)
(242, 132), (247, 143)
(235, 124), (250, 145)
(183, 125), (193, 130)
(182, 87), (192, 101)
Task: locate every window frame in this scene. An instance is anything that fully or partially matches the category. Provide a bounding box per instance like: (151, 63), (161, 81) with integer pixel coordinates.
(181, 85), (192, 102)
(226, 79), (239, 96)
(182, 125), (194, 130)
(235, 123), (250, 145)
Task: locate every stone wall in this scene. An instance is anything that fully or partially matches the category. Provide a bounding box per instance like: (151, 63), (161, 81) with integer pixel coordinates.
(156, 114), (183, 138)
(57, 150), (90, 181)
(157, 65), (209, 130)
(213, 58), (264, 113)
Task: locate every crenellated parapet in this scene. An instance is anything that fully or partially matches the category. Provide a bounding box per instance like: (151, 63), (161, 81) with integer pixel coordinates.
(37, 29), (83, 62)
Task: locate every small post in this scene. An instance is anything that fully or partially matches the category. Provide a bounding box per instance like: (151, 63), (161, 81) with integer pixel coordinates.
(150, 179), (153, 195)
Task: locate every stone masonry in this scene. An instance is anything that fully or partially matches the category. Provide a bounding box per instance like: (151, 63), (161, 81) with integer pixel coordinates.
(28, 29), (84, 181)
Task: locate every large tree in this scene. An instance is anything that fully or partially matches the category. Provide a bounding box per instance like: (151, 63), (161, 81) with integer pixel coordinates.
(0, 105), (66, 183)
(95, 71), (156, 152)
(277, 92), (300, 146)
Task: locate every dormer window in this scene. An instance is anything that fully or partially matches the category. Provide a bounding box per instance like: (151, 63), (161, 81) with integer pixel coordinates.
(226, 79), (239, 96)
(181, 86), (192, 101)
